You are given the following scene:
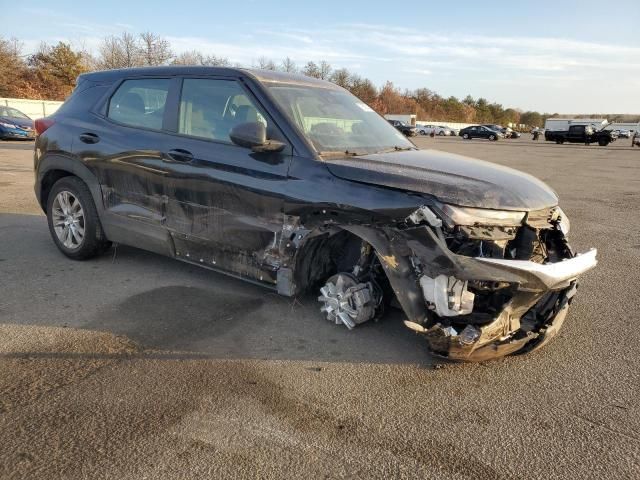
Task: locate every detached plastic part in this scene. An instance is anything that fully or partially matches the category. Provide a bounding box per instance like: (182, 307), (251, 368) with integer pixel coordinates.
(419, 274), (475, 317)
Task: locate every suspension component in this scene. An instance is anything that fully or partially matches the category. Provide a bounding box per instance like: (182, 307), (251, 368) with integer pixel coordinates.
(318, 273), (378, 329)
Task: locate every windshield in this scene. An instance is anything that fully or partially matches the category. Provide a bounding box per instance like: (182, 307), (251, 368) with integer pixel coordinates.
(0, 107), (30, 119)
(266, 84), (414, 156)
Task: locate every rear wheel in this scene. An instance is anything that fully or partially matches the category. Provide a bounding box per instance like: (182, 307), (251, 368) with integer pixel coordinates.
(598, 138), (608, 146)
(462, 133), (470, 139)
(46, 176), (110, 260)
(438, 131), (445, 136)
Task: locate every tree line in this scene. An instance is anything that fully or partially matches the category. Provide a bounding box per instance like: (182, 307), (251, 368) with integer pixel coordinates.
(1, 33), (633, 127)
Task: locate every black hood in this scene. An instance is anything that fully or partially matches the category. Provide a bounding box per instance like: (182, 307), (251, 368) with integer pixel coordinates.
(324, 149), (558, 211)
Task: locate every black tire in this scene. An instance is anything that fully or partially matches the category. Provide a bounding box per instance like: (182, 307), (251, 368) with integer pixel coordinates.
(462, 133), (470, 139)
(489, 134), (497, 141)
(46, 176), (110, 260)
(598, 139), (608, 146)
(438, 131), (445, 136)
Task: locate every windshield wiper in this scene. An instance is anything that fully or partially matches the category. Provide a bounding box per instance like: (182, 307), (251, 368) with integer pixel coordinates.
(318, 149), (366, 157)
(375, 146), (415, 154)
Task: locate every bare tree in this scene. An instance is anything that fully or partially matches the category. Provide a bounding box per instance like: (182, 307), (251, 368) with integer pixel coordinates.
(330, 68), (350, 88)
(255, 56), (277, 70)
(302, 61), (320, 78)
(172, 50), (230, 67)
(318, 60), (332, 80)
(281, 57), (297, 73)
(201, 54), (231, 67)
(139, 32), (172, 66)
(97, 32), (143, 69)
(171, 50), (203, 66)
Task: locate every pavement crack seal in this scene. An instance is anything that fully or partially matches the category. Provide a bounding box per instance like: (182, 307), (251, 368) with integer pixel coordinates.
(570, 412), (640, 444)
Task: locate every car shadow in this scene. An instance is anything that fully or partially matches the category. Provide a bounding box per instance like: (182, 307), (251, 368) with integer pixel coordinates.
(0, 213), (438, 367)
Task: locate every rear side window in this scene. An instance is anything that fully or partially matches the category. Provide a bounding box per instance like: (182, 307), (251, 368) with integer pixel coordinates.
(178, 78), (269, 143)
(108, 78), (170, 130)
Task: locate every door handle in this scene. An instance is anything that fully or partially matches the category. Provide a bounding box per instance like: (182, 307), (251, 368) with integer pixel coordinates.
(167, 149), (194, 162)
(79, 132), (100, 144)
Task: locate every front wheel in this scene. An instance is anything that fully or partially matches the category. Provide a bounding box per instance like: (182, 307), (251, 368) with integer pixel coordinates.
(598, 139), (609, 146)
(489, 134), (497, 141)
(46, 176), (111, 260)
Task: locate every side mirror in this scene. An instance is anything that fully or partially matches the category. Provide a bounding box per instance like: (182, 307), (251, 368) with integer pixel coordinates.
(229, 122), (285, 153)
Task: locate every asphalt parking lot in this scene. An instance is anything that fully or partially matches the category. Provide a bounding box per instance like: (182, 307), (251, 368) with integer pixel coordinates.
(1, 136), (639, 479)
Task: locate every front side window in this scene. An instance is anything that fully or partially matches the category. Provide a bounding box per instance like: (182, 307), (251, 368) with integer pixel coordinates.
(108, 78), (170, 130)
(267, 84), (413, 156)
(178, 78), (269, 143)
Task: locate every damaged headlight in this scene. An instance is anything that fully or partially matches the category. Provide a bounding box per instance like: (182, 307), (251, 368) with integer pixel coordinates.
(433, 204), (525, 228)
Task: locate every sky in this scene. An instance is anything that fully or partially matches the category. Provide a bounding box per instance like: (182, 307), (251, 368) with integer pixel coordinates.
(2, 0), (639, 113)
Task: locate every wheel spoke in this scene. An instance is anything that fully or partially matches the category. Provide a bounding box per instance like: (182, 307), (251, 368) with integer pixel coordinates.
(71, 227), (82, 244)
(59, 192), (70, 213)
(64, 227), (73, 248)
(71, 199), (82, 213)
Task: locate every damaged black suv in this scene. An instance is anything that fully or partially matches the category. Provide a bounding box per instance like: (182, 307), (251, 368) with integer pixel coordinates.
(34, 67), (597, 361)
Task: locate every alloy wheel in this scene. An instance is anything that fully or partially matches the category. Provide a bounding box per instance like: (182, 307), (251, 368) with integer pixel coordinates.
(52, 190), (85, 249)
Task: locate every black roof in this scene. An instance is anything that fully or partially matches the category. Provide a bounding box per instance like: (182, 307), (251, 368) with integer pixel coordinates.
(80, 66), (341, 90)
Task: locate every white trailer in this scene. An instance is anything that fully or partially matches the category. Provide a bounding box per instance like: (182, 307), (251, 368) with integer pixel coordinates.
(544, 118), (608, 131)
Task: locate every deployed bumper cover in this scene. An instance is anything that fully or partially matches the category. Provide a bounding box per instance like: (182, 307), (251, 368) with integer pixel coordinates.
(423, 250), (596, 361)
(343, 224), (597, 362)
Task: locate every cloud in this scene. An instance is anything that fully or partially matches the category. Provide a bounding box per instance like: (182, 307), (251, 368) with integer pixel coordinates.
(11, 14), (640, 111)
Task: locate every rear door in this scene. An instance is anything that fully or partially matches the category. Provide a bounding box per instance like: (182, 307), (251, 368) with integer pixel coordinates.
(73, 76), (177, 254)
(159, 75), (292, 286)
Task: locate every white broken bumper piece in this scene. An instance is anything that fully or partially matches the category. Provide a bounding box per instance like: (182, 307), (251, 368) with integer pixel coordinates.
(419, 274), (475, 317)
(475, 248), (598, 290)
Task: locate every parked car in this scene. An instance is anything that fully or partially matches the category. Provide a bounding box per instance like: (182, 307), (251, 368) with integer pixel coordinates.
(417, 125), (454, 136)
(482, 124), (520, 139)
(0, 106), (35, 140)
(613, 129), (630, 139)
(459, 125), (504, 141)
(435, 125), (455, 136)
(632, 131), (640, 147)
(387, 119), (417, 137)
(544, 124), (616, 146)
(417, 124), (433, 135)
(34, 66), (597, 362)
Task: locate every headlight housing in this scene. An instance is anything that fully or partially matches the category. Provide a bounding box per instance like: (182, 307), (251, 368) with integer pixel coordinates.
(433, 203), (525, 228)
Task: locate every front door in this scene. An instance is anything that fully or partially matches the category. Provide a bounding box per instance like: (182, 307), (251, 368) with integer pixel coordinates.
(160, 76), (292, 286)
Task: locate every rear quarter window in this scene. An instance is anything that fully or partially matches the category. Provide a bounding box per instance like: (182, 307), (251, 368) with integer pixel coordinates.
(107, 78), (170, 130)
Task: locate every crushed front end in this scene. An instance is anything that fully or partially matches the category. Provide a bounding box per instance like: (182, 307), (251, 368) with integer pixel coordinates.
(351, 203), (597, 362)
